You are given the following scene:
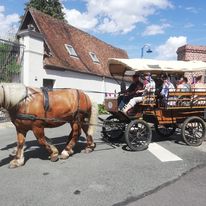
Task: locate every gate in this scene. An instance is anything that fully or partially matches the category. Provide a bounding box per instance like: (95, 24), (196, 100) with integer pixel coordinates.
(0, 38), (24, 83)
(0, 39), (24, 122)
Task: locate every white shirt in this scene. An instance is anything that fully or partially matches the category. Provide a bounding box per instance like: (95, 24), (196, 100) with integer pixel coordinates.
(161, 80), (175, 98)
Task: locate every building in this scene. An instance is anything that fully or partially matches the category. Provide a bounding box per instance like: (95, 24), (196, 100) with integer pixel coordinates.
(177, 44), (206, 83)
(177, 44), (206, 62)
(17, 8), (128, 103)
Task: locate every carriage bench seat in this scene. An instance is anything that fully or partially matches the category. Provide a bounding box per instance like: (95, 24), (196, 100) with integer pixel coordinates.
(163, 91), (206, 109)
(140, 94), (156, 107)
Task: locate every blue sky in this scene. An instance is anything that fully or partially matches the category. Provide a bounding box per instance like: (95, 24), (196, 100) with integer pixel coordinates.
(1, 0), (206, 60)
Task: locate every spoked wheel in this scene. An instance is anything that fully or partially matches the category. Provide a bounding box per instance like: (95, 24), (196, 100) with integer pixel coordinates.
(102, 115), (125, 141)
(125, 119), (152, 151)
(154, 124), (176, 138)
(181, 116), (206, 146)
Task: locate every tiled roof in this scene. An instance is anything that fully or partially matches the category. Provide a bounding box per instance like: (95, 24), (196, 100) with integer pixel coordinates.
(21, 8), (128, 77)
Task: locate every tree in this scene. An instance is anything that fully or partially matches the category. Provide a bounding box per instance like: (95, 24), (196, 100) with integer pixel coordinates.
(25, 0), (65, 20)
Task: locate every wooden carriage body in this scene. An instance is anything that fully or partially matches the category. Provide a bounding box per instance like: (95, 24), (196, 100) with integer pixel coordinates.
(104, 91), (206, 125)
(102, 58), (206, 151)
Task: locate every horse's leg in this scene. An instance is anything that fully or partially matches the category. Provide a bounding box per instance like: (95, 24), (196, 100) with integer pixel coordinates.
(82, 124), (96, 153)
(60, 121), (81, 159)
(81, 101), (97, 153)
(32, 126), (59, 162)
(9, 130), (27, 168)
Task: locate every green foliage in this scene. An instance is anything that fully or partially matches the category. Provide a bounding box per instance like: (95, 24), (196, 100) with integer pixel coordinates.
(25, 0), (65, 20)
(98, 104), (109, 115)
(0, 42), (21, 82)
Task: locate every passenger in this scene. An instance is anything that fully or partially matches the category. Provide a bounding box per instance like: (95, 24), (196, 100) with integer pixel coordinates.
(177, 76), (191, 92)
(176, 76), (191, 106)
(154, 74), (164, 97)
(118, 73), (143, 109)
(160, 74), (175, 106)
(160, 74), (175, 98)
(192, 75), (206, 91)
(191, 75), (206, 105)
(122, 72), (156, 115)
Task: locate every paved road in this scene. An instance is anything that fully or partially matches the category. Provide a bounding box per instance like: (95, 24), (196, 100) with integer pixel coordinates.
(129, 164), (206, 206)
(0, 119), (206, 206)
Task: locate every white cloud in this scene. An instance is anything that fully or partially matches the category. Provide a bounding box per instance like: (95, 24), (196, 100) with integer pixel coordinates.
(185, 7), (198, 14)
(184, 23), (194, 28)
(0, 5), (19, 39)
(155, 36), (187, 60)
(63, 0), (173, 33)
(142, 23), (170, 36)
(64, 9), (98, 31)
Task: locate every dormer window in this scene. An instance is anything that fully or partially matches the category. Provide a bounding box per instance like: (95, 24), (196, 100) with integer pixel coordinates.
(89, 52), (100, 63)
(65, 44), (78, 57)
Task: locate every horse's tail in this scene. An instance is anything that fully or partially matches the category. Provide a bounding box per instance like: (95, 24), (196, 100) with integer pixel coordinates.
(87, 100), (98, 136)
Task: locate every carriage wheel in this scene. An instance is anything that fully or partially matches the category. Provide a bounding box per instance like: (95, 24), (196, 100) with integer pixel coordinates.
(125, 119), (152, 151)
(154, 124), (176, 138)
(181, 116), (206, 146)
(102, 115), (125, 141)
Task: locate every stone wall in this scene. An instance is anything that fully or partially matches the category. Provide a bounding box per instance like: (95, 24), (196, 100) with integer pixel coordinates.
(177, 44), (206, 61)
(177, 44), (206, 83)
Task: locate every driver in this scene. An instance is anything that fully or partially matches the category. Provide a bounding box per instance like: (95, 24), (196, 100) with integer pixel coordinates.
(118, 72), (143, 109)
(122, 72), (156, 115)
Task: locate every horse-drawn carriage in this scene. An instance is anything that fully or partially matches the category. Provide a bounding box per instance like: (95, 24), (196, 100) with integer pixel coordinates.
(1, 58), (206, 168)
(102, 58), (206, 151)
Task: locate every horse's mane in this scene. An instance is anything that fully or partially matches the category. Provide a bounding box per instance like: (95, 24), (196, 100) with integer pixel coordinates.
(1, 83), (27, 109)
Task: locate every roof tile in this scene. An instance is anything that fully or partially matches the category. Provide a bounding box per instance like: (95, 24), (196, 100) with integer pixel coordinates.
(27, 8), (128, 77)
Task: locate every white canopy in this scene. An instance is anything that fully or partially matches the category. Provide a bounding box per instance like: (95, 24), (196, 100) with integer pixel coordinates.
(108, 58), (206, 76)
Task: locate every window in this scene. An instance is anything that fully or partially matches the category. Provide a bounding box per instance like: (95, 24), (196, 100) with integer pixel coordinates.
(89, 52), (100, 63)
(43, 79), (55, 89)
(65, 44), (78, 57)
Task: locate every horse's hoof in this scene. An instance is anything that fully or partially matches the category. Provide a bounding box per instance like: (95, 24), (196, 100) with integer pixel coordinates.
(9, 159), (24, 169)
(60, 150), (70, 160)
(84, 143), (96, 153)
(60, 154), (69, 160)
(9, 164), (18, 169)
(50, 155), (59, 162)
(84, 147), (94, 153)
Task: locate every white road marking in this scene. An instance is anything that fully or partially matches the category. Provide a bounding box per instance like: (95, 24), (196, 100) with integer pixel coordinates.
(148, 143), (182, 162)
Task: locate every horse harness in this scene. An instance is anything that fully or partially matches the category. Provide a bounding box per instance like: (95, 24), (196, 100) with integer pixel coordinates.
(16, 87), (90, 125)
(41, 87), (50, 112)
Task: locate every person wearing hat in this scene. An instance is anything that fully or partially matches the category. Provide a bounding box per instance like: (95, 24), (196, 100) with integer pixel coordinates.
(118, 72), (143, 109)
(122, 72), (156, 115)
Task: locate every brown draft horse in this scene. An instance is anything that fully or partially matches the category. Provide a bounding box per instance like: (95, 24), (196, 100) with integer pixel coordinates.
(0, 83), (97, 168)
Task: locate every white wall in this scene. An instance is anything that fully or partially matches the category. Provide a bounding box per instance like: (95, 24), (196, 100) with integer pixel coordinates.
(44, 69), (121, 103)
(18, 30), (44, 87)
(18, 29), (126, 104)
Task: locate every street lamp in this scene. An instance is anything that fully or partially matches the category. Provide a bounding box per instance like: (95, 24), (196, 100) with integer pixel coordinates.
(141, 44), (152, 58)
